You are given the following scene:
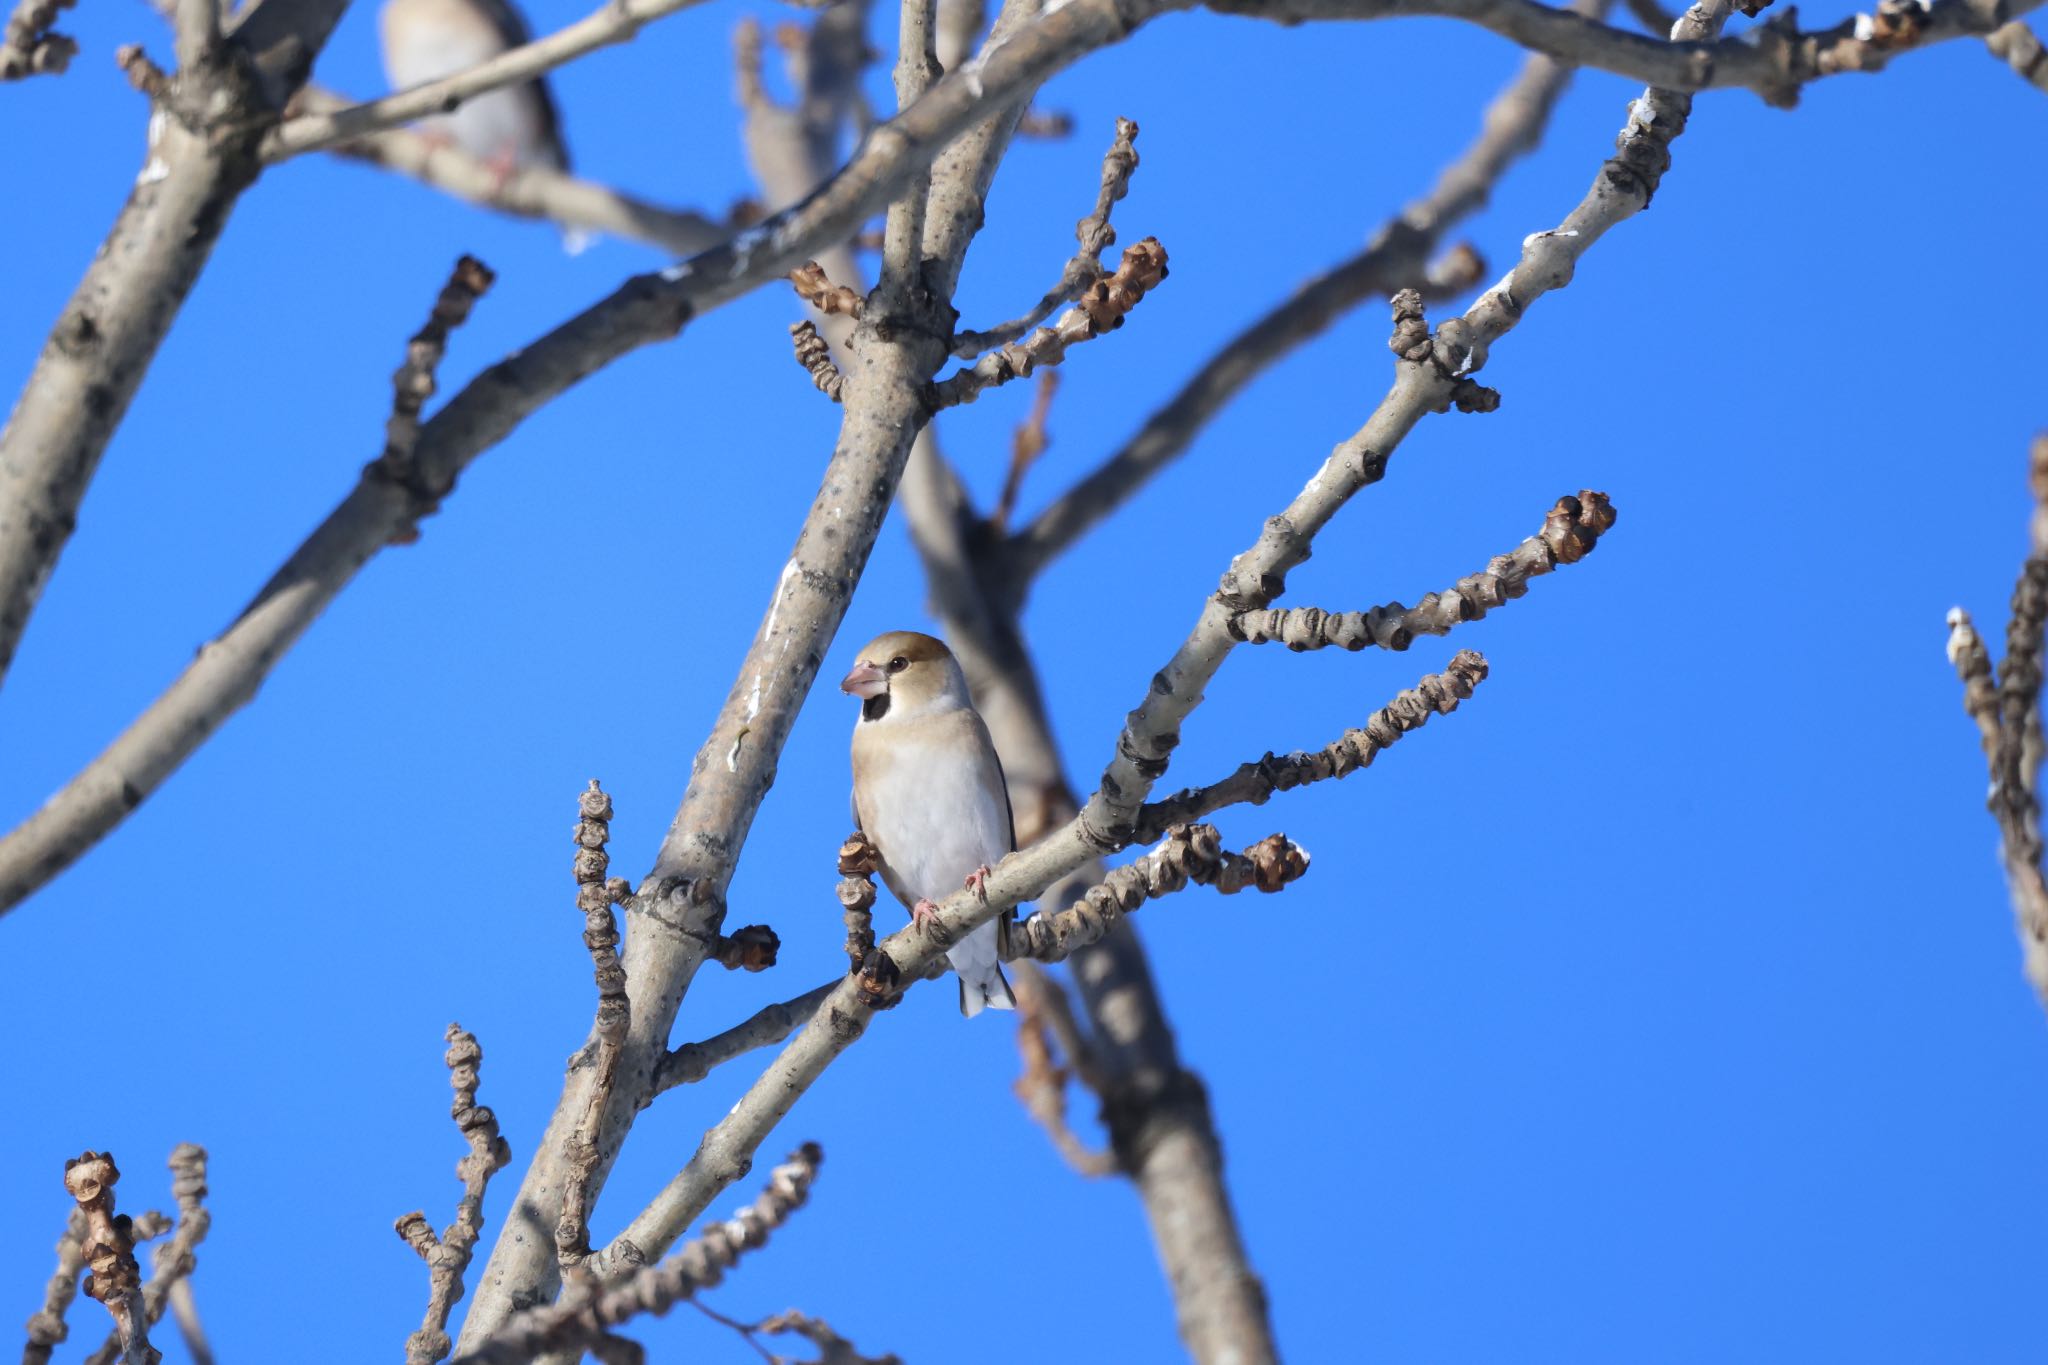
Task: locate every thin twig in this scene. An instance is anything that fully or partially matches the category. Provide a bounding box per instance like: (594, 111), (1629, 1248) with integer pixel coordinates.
(790, 321), (847, 402)
(164, 1281), (213, 1365)
(397, 1025), (513, 1365)
(1012, 969), (1117, 1175)
(374, 255), (498, 509)
(0, 0), (75, 78)
(64, 1153), (157, 1365)
(452, 1145), (825, 1364)
(990, 371), (1057, 533)
(931, 239), (1168, 408)
(1226, 492), (1615, 651)
(1134, 651), (1491, 841)
(1007, 7), (1604, 581)
(82, 1144), (210, 1365)
(951, 116), (1141, 356)
(1986, 19), (2048, 92)
(555, 782), (635, 1273)
(650, 982), (839, 1099)
(298, 86), (729, 255)
(263, 0), (720, 158)
(1947, 435), (2048, 1008)
(22, 1207), (87, 1365)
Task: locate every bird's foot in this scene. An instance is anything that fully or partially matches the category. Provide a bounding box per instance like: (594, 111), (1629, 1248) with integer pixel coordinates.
(487, 146), (519, 193)
(964, 865), (992, 903)
(912, 899), (944, 933)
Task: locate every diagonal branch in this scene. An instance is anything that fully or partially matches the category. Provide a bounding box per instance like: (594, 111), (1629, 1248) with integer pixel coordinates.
(452, 1146), (825, 1365)
(0, 0), (345, 700)
(931, 238), (1169, 407)
(1134, 651), (1491, 839)
(1078, 0), (1737, 852)
(0, 257), (497, 916)
(295, 86), (730, 255)
(457, 0), (1049, 1342)
(570, 1), (1726, 1301)
(1007, 5), (1601, 582)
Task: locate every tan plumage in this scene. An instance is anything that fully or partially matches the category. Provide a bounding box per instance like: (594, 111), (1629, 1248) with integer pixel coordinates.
(843, 631), (1017, 1017)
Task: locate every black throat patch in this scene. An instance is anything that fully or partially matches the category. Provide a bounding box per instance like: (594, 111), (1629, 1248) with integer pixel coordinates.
(862, 694), (891, 723)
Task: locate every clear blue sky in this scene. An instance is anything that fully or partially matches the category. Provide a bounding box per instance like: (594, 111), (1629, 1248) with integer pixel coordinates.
(5, 1), (2046, 1361)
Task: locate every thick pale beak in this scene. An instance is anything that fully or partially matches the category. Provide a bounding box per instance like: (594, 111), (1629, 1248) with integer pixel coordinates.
(840, 660), (887, 699)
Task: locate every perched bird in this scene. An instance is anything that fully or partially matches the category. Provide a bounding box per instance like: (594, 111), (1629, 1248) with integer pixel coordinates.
(843, 630), (1018, 1018)
(378, 0), (589, 248)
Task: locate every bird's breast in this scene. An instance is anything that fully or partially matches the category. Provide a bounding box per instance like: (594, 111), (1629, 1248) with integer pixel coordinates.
(855, 736), (1009, 906)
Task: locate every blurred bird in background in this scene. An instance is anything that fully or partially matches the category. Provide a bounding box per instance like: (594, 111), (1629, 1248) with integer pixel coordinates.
(844, 631), (1019, 1018)
(378, 0), (592, 250)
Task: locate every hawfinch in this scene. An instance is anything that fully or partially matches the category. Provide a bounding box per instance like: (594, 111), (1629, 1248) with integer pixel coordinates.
(378, 0), (574, 188)
(843, 631), (1018, 1017)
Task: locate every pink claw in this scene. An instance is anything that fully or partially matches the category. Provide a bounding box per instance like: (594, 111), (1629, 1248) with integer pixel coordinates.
(964, 865), (992, 902)
(912, 899), (944, 933)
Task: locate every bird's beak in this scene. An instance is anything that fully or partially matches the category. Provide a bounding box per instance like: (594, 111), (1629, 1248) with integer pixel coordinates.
(840, 660), (887, 699)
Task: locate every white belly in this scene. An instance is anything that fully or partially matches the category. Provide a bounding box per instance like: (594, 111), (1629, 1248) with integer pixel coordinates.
(863, 738), (1009, 908)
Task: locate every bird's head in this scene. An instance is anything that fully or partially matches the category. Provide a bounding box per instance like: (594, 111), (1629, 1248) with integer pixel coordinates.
(840, 630), (964, 723)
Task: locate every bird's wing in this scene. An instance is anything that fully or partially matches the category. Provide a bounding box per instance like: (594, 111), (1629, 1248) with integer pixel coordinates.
(468, 0), (571, 169)
(468, 0), (536, 47)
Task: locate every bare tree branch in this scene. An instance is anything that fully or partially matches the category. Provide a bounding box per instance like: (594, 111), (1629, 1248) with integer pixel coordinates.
(1013, 969), (1118, 1177)
(650, 983), (840, 1099)
(0, 0), (344, 697)
(164, 1281), (213, 1365)
(1986, 19), (2048, 92)
(0, 0), (75, 78)
(1134, 651), (1492, 840)
(294, 86), (731, 255)
(63, 1154), (156, 1365)
(262, 0), (719, 159)
(554, 784), (634, 1275)
(80, 1145), (210, 1365)
(1008, 9), (1600, 580)
(452, 1145), (825, 1365)
(570, 0), (1711, 1303)
(1210, 0), (2041, 105)
(0, 256), (497, 915)
(950, 114), (1142, 356)
(396, 1026), (514, 1365)
(22, 1208), (87, 1365)
(1226, 491), (1615, 651)
(1947, 435), (2048, 1010)
(990, 370), (1057, 532)
(1078, 0), (1738, 854)
(932, 238), (1169, 408)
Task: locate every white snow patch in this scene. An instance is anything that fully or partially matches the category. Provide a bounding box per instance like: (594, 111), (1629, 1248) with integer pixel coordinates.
(1853, 11), (1876, 38)
(729, 223), (774, 278)
(137, 110), (169, 186)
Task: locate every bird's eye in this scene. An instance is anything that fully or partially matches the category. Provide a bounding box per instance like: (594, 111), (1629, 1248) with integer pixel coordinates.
(887, 656), (908, 673)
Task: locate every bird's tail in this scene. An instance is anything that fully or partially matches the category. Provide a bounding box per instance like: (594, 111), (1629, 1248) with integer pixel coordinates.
(949, 918), (1016, 1019)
